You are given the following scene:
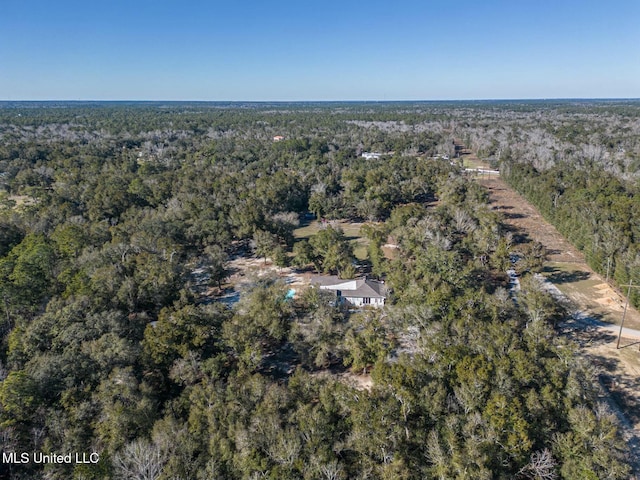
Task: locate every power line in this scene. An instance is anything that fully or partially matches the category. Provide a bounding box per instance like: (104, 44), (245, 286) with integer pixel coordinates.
(617, 281), (640, 349)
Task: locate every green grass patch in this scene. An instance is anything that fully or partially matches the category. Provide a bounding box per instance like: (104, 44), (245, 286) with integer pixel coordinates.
(293, 221), (324, 239)
(294, 220), (366, 241)
(352, 241), (368, 261)
(293, 220), (370, 261)
(463, 157), (492, 169)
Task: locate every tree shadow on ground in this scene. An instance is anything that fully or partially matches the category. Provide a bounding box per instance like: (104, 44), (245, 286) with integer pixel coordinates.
(260, 342), (300, 380)
(586, 351), (640, 473)
(592, 352), (640, 426)
(543, 266), (591, 284)
(559, 321), (615, 347)
(503, 212), (526, 219)
(506, 230), (530, 245)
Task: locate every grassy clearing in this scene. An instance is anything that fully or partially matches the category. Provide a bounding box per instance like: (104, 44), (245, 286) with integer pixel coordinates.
(352, 242), (368, 261)
(293, 219), (370, 261)
(462, 155), (492, 169)
(293, 220), (323, 239)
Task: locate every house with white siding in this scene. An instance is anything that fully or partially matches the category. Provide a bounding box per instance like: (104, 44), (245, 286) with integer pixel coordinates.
(311, 276), (387, 308)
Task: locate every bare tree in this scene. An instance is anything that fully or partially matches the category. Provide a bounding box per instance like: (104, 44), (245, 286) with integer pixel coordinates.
(517, 449), (557, 480)
(113, 439), (165, 480)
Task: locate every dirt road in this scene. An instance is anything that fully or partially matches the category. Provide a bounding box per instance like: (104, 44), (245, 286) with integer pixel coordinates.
(481, 177), (640, 331)
(479, 176), (640, 472)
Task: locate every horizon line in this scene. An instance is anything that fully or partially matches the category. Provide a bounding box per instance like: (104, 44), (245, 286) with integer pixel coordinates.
(1, 97), (639, 103)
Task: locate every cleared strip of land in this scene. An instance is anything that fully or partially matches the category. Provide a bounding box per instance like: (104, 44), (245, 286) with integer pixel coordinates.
(481, 177), (640, 329)
(479, 176), (640, 471)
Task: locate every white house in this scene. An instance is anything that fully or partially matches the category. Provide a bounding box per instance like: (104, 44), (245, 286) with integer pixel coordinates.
(312, 276), (387, 308)
(361, 152), (382, 160)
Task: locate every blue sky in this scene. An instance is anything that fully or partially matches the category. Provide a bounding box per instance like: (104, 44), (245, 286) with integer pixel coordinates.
(1, 0), (639, 100)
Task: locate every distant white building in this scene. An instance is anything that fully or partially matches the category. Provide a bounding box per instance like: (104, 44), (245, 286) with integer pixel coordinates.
(312, 276), (387, 308)
(361, 152), (382, 160)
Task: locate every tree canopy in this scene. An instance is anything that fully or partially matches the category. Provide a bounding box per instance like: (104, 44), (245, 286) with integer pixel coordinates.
(0, 101), (634, 479)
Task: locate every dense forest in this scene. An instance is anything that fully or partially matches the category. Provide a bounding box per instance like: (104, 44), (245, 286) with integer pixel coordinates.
(0, 101), (635, 479)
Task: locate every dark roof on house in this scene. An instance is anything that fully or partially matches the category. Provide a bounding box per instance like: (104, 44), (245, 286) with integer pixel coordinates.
(342, 278), (387, 298)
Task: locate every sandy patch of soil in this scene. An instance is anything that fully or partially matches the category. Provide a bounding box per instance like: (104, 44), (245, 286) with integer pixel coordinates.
(311, 369), (373, 391)
(227, 256), (308, 288)
(190, 255), (312, 306)
(339, 371), (373, 391)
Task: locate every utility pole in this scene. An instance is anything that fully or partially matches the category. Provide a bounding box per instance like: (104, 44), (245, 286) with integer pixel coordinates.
(617, 281), (640, 349)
